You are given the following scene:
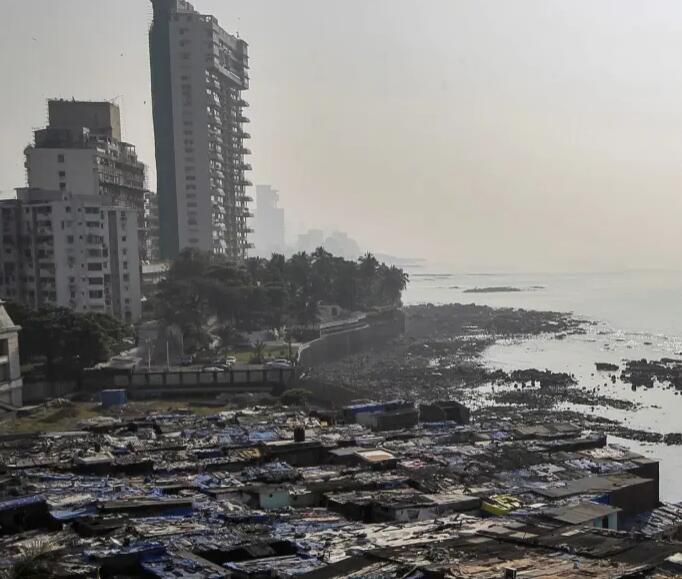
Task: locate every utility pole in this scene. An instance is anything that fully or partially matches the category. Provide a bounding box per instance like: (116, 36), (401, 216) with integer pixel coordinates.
(166, 340), (170, 369)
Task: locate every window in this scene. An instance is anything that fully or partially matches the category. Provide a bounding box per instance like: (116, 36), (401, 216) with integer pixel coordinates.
(59, 183), (66, 191)
(66, 235), (74, 244)
(87, 262), (103, 271)
(58, 170), (66, 178)
(88, 290), (103, 299)
(57, 154), (65, 163)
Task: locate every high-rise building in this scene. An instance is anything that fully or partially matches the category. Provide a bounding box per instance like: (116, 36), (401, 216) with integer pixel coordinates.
(149, 0), (253, 260)
(143, 190), (161, 263)
(0, 189), (141, 322)
(296, 229), (325, 254)
(253, 185), (285, 257)
(24, 99), (155, 262)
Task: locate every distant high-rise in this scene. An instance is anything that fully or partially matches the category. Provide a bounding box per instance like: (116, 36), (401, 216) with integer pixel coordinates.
(296, 229), (325, 254)
(253, 185), (285, 257)
(149, 0), (252, 260)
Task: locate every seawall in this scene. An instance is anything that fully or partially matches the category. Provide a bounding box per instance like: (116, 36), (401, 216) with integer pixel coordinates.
(298, 309), (405, 367)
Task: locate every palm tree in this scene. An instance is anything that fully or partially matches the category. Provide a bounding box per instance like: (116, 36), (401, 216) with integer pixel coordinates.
(380, 266), (410, 306)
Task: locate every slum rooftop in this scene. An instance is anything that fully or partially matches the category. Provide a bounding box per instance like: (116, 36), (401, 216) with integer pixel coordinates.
(1, 399), (682, 578)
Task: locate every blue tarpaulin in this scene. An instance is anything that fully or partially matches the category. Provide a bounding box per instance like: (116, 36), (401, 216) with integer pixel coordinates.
(0, 495), (44, 512)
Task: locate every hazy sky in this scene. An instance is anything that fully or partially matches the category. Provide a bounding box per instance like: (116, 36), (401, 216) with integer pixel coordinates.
(3, 0), (682, 271)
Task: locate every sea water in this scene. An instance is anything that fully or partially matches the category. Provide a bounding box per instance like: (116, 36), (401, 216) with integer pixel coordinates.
(403, 268), (682, 501)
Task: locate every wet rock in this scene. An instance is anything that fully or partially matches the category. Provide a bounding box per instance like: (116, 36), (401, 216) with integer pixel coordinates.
(595, 362), (619, 372)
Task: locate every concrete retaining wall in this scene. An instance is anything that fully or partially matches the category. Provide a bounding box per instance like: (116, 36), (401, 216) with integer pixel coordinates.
(298, 310), (405, 367)
(23, 380), (78, 405)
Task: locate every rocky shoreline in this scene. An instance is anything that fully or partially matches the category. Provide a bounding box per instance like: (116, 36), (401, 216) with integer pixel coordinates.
(303, 302), (682, 445)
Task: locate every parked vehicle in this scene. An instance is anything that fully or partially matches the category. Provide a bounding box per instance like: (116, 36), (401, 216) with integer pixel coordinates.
(180, 355), (194, 366)
(265, 358), (293, 369)
(202, 366), (225, 372)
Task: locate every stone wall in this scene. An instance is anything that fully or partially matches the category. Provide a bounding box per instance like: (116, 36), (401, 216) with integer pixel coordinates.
(297, 309), (405, 367)
(22, 380), (79, 405)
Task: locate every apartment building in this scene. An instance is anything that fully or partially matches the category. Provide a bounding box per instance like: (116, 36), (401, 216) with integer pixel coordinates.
(143, 190), (161, 263)
(25, 100), (156, 262)
(253, 185), (285, 257)
(0, 302), (22, 408)
(0, 189), (141, 322)
(149, 0), (252, 260)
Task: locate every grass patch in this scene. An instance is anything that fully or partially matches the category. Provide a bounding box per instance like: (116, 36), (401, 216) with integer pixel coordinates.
(0, 400), (240, 435)
(0, 403), (101, 435)
(224, 344), (299, 364)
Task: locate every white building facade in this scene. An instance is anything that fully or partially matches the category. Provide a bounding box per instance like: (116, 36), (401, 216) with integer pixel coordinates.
(25, 100), (154, 263)
(0, 189), (141, 322)
(0, 302), (22, 408)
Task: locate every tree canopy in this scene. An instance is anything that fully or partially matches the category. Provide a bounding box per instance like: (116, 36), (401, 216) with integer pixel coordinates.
(153, 248), (408, 348)
(4, 302), (132, 380)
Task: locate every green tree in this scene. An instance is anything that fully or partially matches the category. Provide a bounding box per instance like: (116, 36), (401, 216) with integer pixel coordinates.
(150, 248), (408, 353)
(5, 303), (131, 379)
(379, 265), (410, 306)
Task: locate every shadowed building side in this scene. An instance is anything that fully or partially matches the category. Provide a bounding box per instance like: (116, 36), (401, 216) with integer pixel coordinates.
(149, 0), (180, 259)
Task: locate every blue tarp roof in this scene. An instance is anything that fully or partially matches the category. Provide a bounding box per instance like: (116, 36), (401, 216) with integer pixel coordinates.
(50, 505), (98, 521)
(0, 495), (44, 512)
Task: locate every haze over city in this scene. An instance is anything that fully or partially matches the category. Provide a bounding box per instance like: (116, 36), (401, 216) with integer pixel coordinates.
(3, 1), (682, 270)
(5, 1), (682, 576)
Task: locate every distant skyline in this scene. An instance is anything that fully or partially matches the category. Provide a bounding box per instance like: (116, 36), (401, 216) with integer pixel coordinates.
(3, 1), (682, 271)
